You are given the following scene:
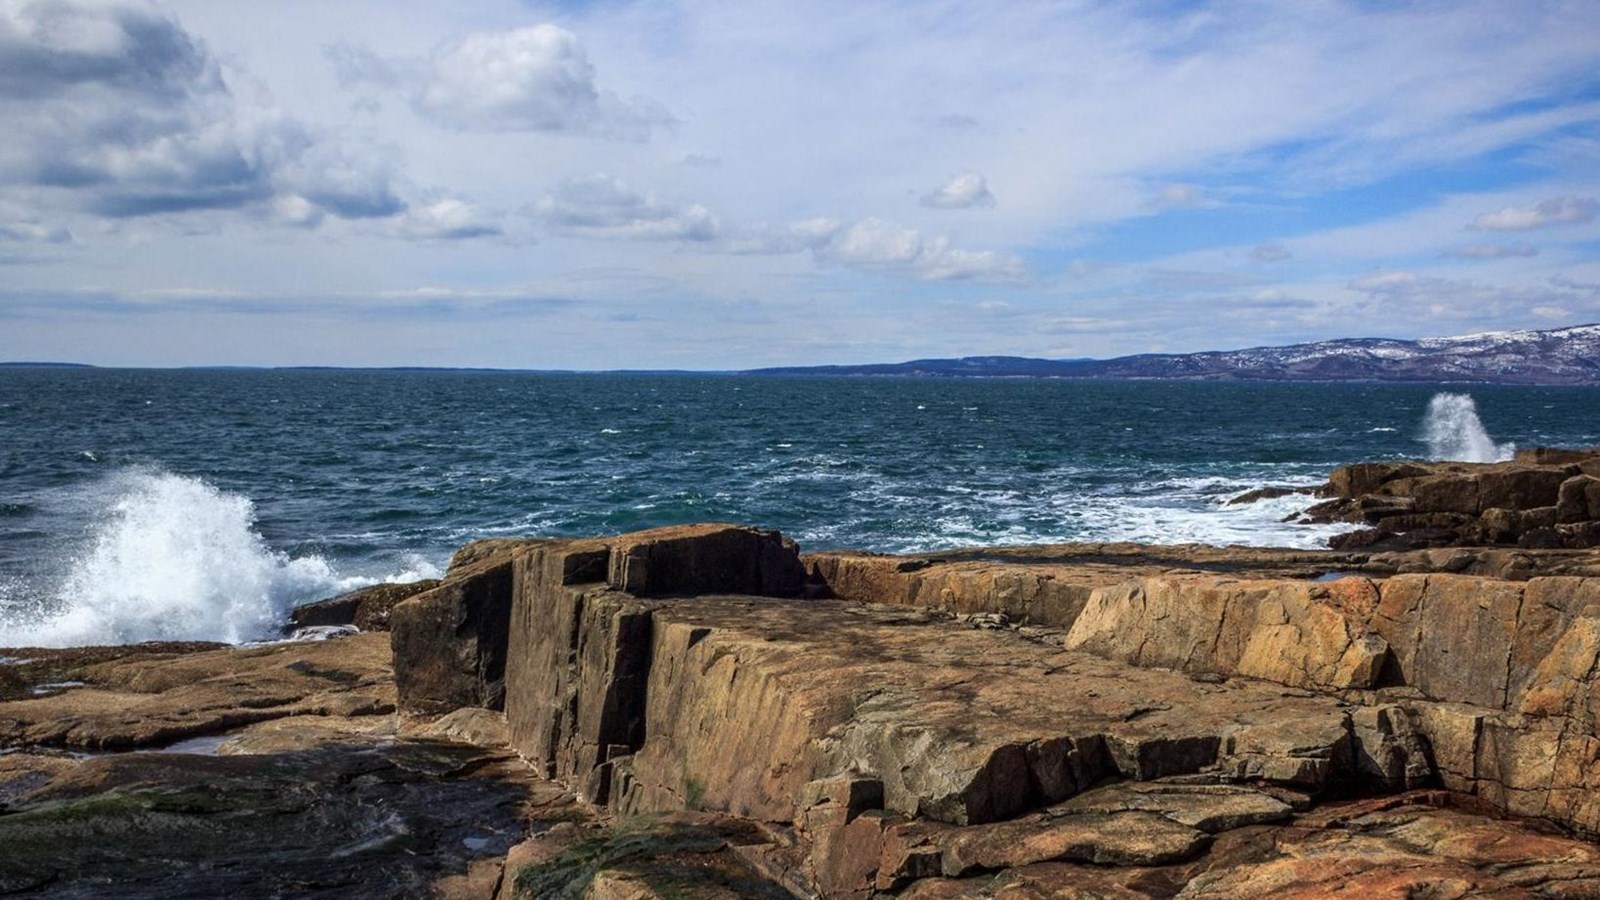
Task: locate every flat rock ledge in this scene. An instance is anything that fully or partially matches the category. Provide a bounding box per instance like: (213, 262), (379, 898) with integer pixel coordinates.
(7, 522), (1600, 897)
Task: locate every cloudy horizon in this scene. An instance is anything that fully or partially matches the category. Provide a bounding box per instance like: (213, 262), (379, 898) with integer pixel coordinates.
(2, 0), (1599, 368)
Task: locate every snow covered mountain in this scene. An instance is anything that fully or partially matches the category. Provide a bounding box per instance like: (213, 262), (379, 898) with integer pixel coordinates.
(750, 324), (1600, 385)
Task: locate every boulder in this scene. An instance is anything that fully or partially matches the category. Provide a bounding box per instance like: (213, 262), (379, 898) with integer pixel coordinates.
(287, 579), (439, 632)
(1558, 474), (1600, 524)
(1325, 462), (1432, 499)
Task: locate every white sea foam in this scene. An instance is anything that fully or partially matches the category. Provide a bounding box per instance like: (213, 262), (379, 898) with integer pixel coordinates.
(0, 470), (438, 648)
(1424, 393), (1514, 462)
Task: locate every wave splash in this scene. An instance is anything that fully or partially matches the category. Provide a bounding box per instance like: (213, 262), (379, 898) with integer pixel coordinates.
(0, 470), (435, 648)
(1423, 393), (1514, 463)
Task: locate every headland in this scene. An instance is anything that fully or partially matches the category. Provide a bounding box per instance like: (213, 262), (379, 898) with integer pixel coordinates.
(6, 448), (1600, 897)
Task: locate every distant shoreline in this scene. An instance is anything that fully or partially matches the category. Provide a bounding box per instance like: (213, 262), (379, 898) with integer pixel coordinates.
(7, 322), (1598, 385)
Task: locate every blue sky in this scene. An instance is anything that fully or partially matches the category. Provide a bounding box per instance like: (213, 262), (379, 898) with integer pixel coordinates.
(2, 0), (1599, 368)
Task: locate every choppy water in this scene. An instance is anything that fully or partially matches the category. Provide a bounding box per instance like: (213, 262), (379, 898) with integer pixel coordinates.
(1, 369), (1595, 646)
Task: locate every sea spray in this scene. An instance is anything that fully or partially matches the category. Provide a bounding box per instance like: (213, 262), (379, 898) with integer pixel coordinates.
(0, 470), (435, 648)
(1423, 393), (1514, 463)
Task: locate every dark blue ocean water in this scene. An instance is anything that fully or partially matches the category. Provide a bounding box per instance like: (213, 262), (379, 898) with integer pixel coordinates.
(1, 369), (1595, 646)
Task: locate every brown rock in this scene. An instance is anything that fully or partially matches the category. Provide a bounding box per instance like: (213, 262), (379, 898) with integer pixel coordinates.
(448, 537), (553, 573)
(1049, 782), (1294, 833)
(1558, 475), (1600, 524)
(1064, 576), (1389, 693)
(599, 598), (1359, 826)
(1325, 462), (1432, 499)
(391, 554), (520, 714)
(1477, 465), (1571, 512)
(1226, 486), (1302, 505)
(287, 578), (439, 632)
(936, 809), (1211, 876)
(0, 633), (394, 750)
(606, 524), (808, 598)
(1517, 446), (1600, 466)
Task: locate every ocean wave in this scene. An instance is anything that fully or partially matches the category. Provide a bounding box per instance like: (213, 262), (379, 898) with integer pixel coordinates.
(0, 469), (437, 648)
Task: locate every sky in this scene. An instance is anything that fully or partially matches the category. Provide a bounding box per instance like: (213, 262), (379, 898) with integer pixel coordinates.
(2, 0), (1599, 369)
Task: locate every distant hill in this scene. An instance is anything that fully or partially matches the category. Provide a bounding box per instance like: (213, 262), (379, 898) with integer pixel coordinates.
(747, 324), (1600, 386)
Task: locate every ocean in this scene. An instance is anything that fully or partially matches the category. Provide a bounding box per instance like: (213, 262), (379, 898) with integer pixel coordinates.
(1, 369), (1596, 647)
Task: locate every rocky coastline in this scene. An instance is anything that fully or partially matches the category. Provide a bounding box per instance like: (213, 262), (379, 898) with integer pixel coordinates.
(6, 451), (1600, 897)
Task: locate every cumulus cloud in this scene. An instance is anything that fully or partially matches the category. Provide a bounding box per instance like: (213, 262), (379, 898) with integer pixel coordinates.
(535, 175), (718, 241)
(730, 215), (1023, 281)
(1470, 196), (1597, 231)
(724, 217), (841, 255)
(0, 1), (422, 232)
(338, 25), (672, 140)
(1445, 241), (1539, 259)
(921, 172), (995, 209)
(390, 199), (503, 241)
(814, 218), (1024, 282)
(1250, 243), (1291, 263)
(0, 2), (290, 217)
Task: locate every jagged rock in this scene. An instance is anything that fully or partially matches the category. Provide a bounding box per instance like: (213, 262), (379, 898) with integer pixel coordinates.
(448, 537), (553, 573)
(391, 554), (519, 714)
(600, 598), (1362, 826)
(22, 524), (1600, 896)
(1314, 449), (1600, 550)
(1225, 486), (1298, 505)
(287, 578), (439, 632)
(1348, 705), (1434, 792)
(1559, 474), (1600, 523)
(606, 523), (807, 598)
(501, 525), (807, 794)
(1325, 462), (1433, 499)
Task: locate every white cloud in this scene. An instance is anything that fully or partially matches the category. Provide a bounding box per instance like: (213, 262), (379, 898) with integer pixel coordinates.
(1470, 196), (1597, 231)
(921, 172), (995, 209)
(535, 175), (718, 241)
(390, 198), (503, 241)
(0, 1), (430, 235)
(364, 25), (672, 140)
(814, 218), (1024, 282)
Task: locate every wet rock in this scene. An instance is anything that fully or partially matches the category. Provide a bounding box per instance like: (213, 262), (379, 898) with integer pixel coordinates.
(287, 579), (439, 632)
(0, 738), (578, 899)
(1226, 486), (1304, 505)
(1314, 449), (1600, 550)
(498, 812), (790, 900)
